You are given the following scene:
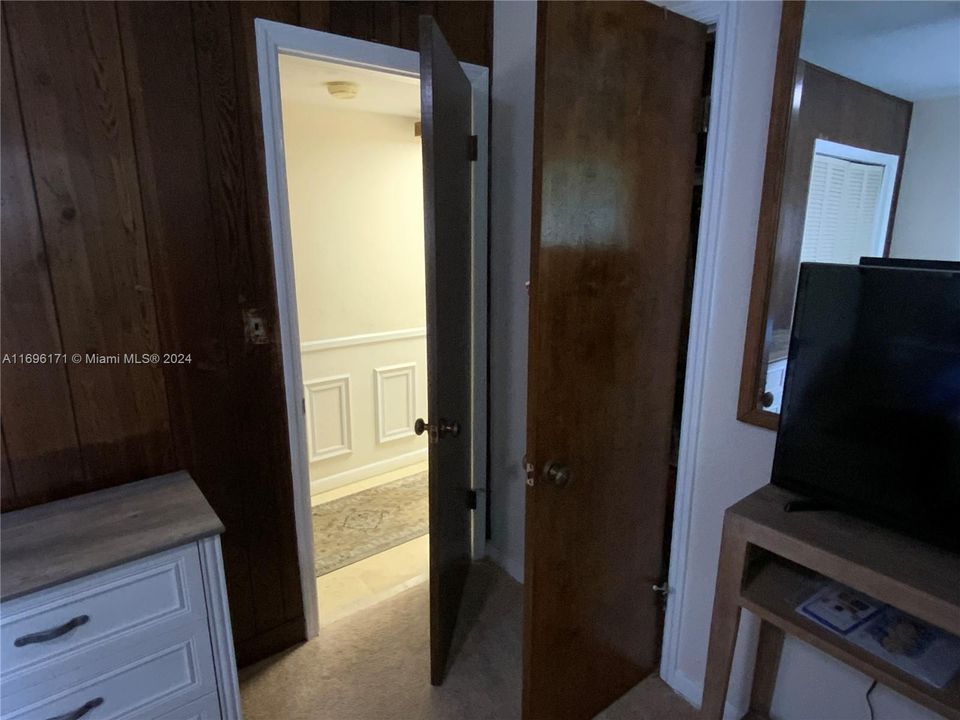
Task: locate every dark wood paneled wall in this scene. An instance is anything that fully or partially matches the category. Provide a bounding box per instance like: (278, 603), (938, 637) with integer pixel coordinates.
(0, 0), (490, 666)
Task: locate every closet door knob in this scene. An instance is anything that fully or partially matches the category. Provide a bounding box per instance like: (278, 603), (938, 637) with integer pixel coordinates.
(543, 461), (572, 487)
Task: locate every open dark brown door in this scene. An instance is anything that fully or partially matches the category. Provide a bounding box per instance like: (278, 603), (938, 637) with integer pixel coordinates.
(522, 3), (707, 719)
(418, 16), (474, 686)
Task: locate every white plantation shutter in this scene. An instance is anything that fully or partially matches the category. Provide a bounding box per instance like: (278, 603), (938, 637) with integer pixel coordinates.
(800, 154), (886, 265)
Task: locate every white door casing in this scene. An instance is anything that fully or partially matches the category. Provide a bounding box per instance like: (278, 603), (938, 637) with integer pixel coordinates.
(255, 20), (489, 639)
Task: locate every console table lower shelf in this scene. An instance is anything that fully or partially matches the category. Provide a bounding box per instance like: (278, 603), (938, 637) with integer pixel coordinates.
(700, 484), (960, 720)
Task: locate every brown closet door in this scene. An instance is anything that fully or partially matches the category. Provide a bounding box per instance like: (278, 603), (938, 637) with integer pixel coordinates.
(522, 3), (707, 718)
(418, 15), (475, 686)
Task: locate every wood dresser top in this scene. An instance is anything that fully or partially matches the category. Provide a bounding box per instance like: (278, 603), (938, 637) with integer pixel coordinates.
(729, 484), (960, 613)
(1, 472), (223, 602)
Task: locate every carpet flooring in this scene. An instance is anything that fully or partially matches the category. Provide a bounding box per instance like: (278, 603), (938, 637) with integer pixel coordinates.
(239, 562), (699, 720)
(312, 472), (428, 576)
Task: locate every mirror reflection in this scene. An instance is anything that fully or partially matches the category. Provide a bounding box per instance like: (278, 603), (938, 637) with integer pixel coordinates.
(761, 1), (960, 413)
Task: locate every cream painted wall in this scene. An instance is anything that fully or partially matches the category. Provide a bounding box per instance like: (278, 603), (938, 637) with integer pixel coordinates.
(281, 99), (428, 492)
(890, 95), (960, 261)
(487, 0), (537, 583)
(282, 102), (426, 342)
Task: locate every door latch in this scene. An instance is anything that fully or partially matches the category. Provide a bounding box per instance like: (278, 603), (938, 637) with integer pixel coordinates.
(415, 418), (460, 443)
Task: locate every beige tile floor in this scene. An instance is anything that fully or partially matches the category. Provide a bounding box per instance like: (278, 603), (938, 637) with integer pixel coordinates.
(312, 461), (430, 626)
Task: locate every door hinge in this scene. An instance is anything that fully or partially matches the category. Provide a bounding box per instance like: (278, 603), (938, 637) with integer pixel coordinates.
(468, 134), (478, 162)
(302, 397), (306, 415)
(652, 581), (669, 598)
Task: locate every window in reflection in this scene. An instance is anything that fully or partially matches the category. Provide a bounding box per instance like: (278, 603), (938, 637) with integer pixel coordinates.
(800, 140), (899, 266)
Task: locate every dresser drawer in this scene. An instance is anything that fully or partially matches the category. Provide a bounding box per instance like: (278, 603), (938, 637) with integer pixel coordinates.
(156, 692), (222, 720)
(1, 545), (206, 682)
(1, 621), (217, 719)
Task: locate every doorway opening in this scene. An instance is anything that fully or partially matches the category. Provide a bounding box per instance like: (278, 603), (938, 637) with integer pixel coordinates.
(279, 54), (431, 626)
(256, 20), (489, 641)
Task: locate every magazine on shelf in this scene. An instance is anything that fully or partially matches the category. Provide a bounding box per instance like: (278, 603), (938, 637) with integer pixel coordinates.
(797, 581), (960, 689)
(798, 583), (883, 634)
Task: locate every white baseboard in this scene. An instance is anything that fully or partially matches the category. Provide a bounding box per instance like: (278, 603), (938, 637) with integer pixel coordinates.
(485, 542), (524, 583)
(310, 449), (427, 496)
(660, 667), (746, 720)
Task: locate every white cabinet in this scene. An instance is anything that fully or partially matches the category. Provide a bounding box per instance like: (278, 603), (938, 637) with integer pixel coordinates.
(0, 473), (242, 720)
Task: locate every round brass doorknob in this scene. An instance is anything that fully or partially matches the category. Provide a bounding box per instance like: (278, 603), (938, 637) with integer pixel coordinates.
(543, 461), (572, 487)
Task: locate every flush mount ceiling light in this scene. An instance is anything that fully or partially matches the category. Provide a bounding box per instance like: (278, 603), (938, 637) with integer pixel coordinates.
(325, 81), (359, 100)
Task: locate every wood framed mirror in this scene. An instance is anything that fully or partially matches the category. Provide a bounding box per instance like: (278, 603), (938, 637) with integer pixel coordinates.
(738, 0), (960, 429)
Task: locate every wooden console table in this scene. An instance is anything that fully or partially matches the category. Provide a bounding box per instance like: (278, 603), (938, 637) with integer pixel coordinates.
(701, 484), (960, 720)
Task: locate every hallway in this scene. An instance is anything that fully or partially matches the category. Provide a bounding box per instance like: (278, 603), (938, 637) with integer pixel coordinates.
(239, 563), (698, 720)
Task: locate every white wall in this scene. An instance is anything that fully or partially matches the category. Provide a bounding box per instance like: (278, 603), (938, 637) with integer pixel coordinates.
(487, 0), (537, 583)
(282, 100), (427, 494)
(282, 103), (426, 341)
(487, 1), (941, 717)
(890, 95), (960, 261)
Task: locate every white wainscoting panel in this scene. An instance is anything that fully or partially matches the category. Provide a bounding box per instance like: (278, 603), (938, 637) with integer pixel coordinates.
(304, 375), (352, 462)
(300, 330), (427, 496)
(375, 363), (417, 444)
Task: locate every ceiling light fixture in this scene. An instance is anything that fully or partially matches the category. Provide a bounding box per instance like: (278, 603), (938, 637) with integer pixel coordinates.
(325, 81), (359, 100)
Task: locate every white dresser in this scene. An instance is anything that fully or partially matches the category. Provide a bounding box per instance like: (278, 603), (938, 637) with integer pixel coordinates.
(0, 473), (242, 720)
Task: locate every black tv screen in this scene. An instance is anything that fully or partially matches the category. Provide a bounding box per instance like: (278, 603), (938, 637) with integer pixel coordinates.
(771, 263), (960, 552)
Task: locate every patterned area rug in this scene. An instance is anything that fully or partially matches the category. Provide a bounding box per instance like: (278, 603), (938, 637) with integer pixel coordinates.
(312, 471), (428, 577)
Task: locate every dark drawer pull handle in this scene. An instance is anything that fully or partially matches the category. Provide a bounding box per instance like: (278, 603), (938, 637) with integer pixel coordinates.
(14, 614), (90, 647)
(45, 697), (103, 720)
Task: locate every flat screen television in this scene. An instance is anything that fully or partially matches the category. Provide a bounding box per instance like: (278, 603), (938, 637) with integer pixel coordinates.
(771, 262), (960, 553)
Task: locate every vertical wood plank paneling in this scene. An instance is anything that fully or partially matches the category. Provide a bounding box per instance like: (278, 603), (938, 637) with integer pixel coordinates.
(116, 0), (258, 644)
(397, 1), (430, 52)
(298, 1), (330, 32)
(372, 2), (401, 46)
(396, 1), (491, 65)
(1, 428), (16, 512)
(434, 1), (489, 66)
(0, 18), (85, 506)
(329, 1), (376, 41)
(228, 1), (306, 655)
(5, 1), (174, 486)
(198, 0), (295, 638)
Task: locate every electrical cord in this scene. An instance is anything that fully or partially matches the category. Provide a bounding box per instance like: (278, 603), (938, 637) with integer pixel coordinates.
(865, 679), (878, 720)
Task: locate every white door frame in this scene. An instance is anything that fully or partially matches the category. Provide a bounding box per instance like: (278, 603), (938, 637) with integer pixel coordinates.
(652, 0), (742, 706)
(255, 19), (489, 639)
